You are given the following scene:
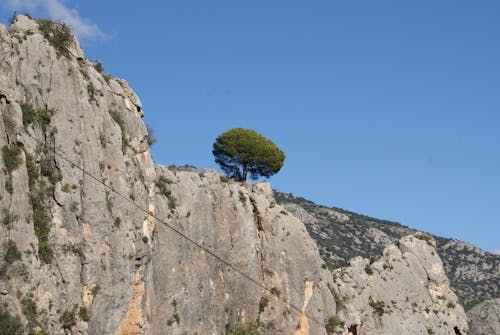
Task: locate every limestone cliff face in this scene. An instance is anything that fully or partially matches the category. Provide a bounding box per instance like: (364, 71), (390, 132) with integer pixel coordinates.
(332, 234), (468, 335)
(0, 15), (155, 335)
(0, 16), (469, 335)
(466, 298), (500, 335)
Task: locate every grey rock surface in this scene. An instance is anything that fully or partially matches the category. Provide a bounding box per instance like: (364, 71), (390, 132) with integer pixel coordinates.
(466, 298), (500, 335)
(331, 234), (468, 335)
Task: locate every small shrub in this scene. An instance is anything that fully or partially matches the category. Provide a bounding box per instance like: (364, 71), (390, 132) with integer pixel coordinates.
(21, 103), (53, 129)
(21, 297), (38, 328)
(258, 296), (269, 313)
(447, 302), (455, 309)
(4, 179), (13, 194)
(325, 315), (344, 332)
(229, 320), (265, 335)
(90, 285), (100, 297)
(3, 240), (22, 265)
(369, 298), (385, 317)
(109, 110), (128, 154)
(146, 124), (157, 146)
(36, 19), (73, 58)
(270, 287), (281, 298)
(238, 191), (246, 204)
(93, 60), (104, 73)
(364, 264), (374, 275)
(1, 209), (18, 228)
(0, 305), (23, 335)
(156, 175), (172, 197)
(2, 145), (22, 173)
(416, 233), (434, 247)
(59, 306), (77, 331)
(78, 307), (90, 322)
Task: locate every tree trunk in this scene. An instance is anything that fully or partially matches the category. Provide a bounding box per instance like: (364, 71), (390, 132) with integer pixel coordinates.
(242, 164), (248, 181)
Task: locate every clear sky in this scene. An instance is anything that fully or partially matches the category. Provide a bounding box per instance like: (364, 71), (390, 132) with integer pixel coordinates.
(1, 1), (499, 253)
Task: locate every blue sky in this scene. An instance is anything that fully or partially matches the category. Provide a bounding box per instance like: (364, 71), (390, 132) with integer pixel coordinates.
(1, 1), (499, 253)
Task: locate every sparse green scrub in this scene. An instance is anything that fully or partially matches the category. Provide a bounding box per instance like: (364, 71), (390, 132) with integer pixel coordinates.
(36, 19), (73, 58)
(3, 240), (22, 265)
(325, 315), (344, 333)
(109, 110), (129, 154)
(59, 306), (77, 331)
(2, 145), (22, 173)
(166, 300), (180, 326)
(78, 307), (90, 322)
(270, 287), (281, 298)
(229, 320), (265, 335)
(416, 233), (434, 247)
(258, 296), (269, 313)
(369, 298), (386, 317)
(238, 191), (246, 204)
(146, 124), (157, 146)
(1, 209), (18, 228)
(21, 103), (53, 130)
(29, 185), (54, 264)
(21, 297), (38, 330)
(0, 305), (23, 335)
(364, 264), (374, 275)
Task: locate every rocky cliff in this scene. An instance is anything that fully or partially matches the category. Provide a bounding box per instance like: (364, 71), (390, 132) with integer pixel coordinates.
(274, 192), (500, 311)
(0, 16), (469, 335)
(466, 298), (500, 335)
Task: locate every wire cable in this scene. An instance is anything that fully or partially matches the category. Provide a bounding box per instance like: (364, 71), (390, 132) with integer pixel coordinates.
(25, 130), (327, 328)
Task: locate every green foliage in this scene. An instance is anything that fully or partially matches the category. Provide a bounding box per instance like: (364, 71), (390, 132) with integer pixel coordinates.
(21, 103), (53, 130)
(415, 233), (434, 247)
(59, 306), (77, 331)
(25, 153), (39, 189)
(2, 145), (22, 173)
(258, 296), (269, 313)
(78, 307), (90, 322)
(3, 240), (22, 265)
(29, 185), (54, 264)
(364, 264), (374, 275)
(369, 297), (386, 317)
(36, 19), (72, 58)
(90, 285), (100, 297)
(270, 287), (281, 298)
(213, 128), (285, 181)
(229, 320), (265, 335)
(1, 209), (18, 228)
(109, 110), (129, 154)
(0, 306), (23, 335)
(146, 124), (157, 146)
(325, 315), (344, 333)
(21, 298), (38, 329)
(93, 60), (104, 73)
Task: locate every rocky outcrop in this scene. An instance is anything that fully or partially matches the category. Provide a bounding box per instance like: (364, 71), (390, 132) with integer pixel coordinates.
(274, 191), (500, 310)
(332, 234), (468, 335)
(0, 15), (155, 335)
(0, 15), (469, 335)
(466, 298), (500, 335)
(148, 169), (336, 334)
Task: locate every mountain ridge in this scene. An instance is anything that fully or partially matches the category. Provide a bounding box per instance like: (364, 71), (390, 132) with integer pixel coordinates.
(273, 190), (500, 310)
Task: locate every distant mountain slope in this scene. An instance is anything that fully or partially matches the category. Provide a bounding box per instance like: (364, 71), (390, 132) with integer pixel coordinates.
(274, 191), (500, 309)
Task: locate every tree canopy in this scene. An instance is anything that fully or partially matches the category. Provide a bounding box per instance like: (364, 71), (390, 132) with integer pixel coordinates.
(212, 128), (285, 181)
